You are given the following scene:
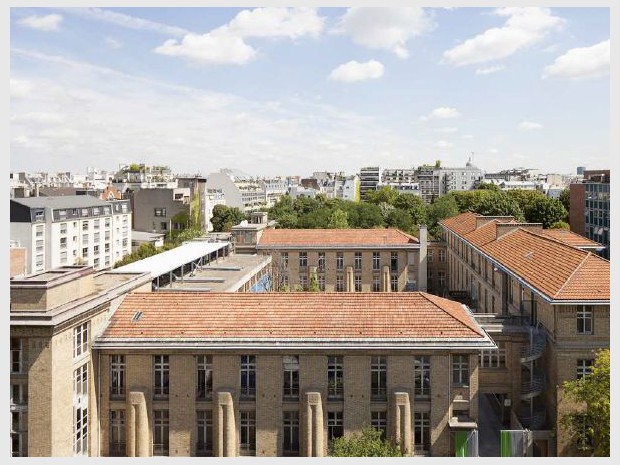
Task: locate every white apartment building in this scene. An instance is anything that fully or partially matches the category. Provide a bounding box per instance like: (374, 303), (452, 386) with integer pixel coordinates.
(205, 189), (226, 232)
(10, 196), (132, 274)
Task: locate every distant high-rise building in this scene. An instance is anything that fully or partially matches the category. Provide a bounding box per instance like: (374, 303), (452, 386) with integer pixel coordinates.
(359, 166), (382, 198)
(576, 166), (586, 176)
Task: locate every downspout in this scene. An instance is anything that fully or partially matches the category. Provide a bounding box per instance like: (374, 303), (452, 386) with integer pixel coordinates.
(97, 350), (101, 456)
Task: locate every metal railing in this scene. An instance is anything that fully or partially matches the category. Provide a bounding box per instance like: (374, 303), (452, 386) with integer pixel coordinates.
(520, 371), (545, 399)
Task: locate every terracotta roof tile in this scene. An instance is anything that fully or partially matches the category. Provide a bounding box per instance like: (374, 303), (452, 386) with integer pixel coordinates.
(440, 212), (480, 236)
(535, 229), (602, 249)
(257, 228), (419, 248)
(101, 292), (486, 341)
(481, 229), (609, 301)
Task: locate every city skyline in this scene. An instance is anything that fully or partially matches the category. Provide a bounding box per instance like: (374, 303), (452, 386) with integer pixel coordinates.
(10, 6), (610, 177)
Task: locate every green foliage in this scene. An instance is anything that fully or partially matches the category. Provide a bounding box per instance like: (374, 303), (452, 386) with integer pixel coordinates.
(550, 220), (570, 230)
(364, 186), (398, 206)
(330, 427), (403, 457)
(506, 189), (568, 226)
(386, 208), (413, 232)
(328, 209), (349, 229)
(309, 269), (319, 292)
(210, 204), (246, 232)
(190, 191), (203, 228)
(559, 187), (570, 212)
(561, 349), (610, 456)
(435, 159), (441, 168)
(128, 163), (141, 172)
(476, 181), (500, 191)
(393, 193), (427, 225)
(426, 194), (459, 239)
(452, 190), (524, 219)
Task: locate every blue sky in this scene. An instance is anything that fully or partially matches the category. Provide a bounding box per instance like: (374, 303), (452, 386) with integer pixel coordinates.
(9, 7), (610, 177)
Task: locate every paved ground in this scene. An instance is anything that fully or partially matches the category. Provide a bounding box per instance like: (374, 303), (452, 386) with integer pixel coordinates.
(478, 394), (502, 457)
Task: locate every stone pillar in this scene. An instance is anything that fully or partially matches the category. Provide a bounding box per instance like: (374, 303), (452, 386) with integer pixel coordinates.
(256, 356), (281, 456)
(393, 392), (412, 456)
(344, 356), (370, 435)
(217, 391), (236, 457)
(169, 355), (194, 456)
(382, 265), (390, 291)
(430, 354), (451, 456)
(305, 392), (324, 457)
(345, 266), (354, 292)
(128, 391), (150, 457)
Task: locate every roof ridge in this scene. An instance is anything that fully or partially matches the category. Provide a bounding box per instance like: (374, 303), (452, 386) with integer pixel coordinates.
(554, 252), (591, 299)
(419, 292), (483, 337)
(512, 227), (591, 256)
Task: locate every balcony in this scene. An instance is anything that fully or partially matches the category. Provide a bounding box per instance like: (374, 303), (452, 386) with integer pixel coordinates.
(520, 371), (545, 400)
(520, 328), (546, 363)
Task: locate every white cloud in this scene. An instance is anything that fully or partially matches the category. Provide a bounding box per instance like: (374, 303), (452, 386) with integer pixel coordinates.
(542, 40), (610, 80)
(436, 127), (458, 133)
(488, 148), (499, 154)
(18, 14), (63, 31)
(154, 32), (257, 66)
(104, 37), (123, 49)
(328, 60), (384, 82)
(462, 134), (474, 139)
(64, 8), (190, 37)
(10, 78), (34, 98)
(519, 121), (543, 130)
(443, 8), (564, 66)
(334, 7), (435, 58)
(435, 140), (453, 149)
(475, 65), (505, 75)
(427, 107), (461, 119)
(224, 7), (324, 39)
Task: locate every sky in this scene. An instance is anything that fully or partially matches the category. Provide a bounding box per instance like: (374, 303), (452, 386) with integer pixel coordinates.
(9, 6), (611, 178)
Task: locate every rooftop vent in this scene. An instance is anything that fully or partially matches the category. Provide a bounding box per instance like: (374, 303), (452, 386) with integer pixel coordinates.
(132, 311), (143, 322)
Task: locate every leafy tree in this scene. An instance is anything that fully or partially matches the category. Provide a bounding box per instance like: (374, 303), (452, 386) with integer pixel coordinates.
(426, 194), (459, 239)
(559, 187), (570, 213)
(330, 427), (403, 457)
(475, 191), (524, 219)
(550, 220), (570, 230)
(328, 209), (349, 229)
(386, 208), (413, 232)
(297, 208), (331, 229)
(378, 202), (395, 221)
(435, 159), (441, 168)
(364, 186), (398, 205)
(526, 196), (568, 228)
(348, 202), (384, 228)
(211, 204), (246, 232)
(309, 269), (319, 292)
(476, 181), (500, 191)
(276, 212), (299, 229)
(393, 193), (427, 225)
(190, 190), (203, 229)
(561, 349), (609, 456)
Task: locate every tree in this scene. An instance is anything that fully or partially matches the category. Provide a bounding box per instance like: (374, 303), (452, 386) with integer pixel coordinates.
(330, 427), (403, 457)
(476, 181), (500, 191)
(426, 194), (459, 239)
(364, 186), (398, 206)
(527, 196), (568, 228)
(550, 220), (570, 230)
(308, 269), (319, 292)
(393, 193), (427, 225)
(386, 208), (413, 232)
(559, 187), (570, 212)
(328, 209), (349, 229)
(561, 349), (609, 456)
(211, 204), (245, 232)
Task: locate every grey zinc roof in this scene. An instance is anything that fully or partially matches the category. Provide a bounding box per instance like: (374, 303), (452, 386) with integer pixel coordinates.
(11, 195), (112, 209)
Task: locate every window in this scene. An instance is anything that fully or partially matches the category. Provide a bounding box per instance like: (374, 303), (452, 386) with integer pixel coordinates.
(318, 252), (326, 271)
(94, 232), (100, 243)
(93, 207), (100, 216)
(60, 237), (67, 249)
(577, 359), (594, 379)
(240, 355), (256, 399)
(319, 275), (326, 291)
(479, 348), (506, 368)
(82, 234), (89, 244)
(438, 271), (446, 289)
(283, 411), (300, 456)
(428, 250), (434, 262)
(327, 356), (344, 399)
(240, 411), (256, 456)
(336, 275), (344, 292)
(414, 356), (431, 398)
(372, 275), (381, 292)
(197, 355), (213, 400)
(109, 410), (126, 456)
(390, 274), (398, 292)
(372, 252), (381, 271)
(153, 410), (169, 456)
(82, 221), (89, 231)
(452, 355), (469, 386)
(371, 411), (387, 440)
(105, 243), (110, 253)
(371, 356), (387, 401)
(577, 307), (593, 334)
(439, 249), (446, 262)
(154, 208), (167, 217)
(299, 274), (308, 291)
(74, 406), (88, 455)
(11, 338), (22, 373)
(154, 355), (169, 398)
(82, 246), (89, 258)
(327, 411), (344, 441)
(281, 252), (289, 268)
(354, 252), (362, 270)
(105, 218), (111, 228)
(283, 356), (299, 400)
(110, 355), (125, 399)
(11, 384), (27, 406)
(354, 275), (362, 292)
(94, 219), (101, 230)
(11, 411), (27, 457)
(196, 410), (213, 456)
(94, 245), (100, 254)
(336, 252), (344, 270)
(74, 322), (89, 358)
(391, 251), (398, 272)
(299, 252), (308, 268)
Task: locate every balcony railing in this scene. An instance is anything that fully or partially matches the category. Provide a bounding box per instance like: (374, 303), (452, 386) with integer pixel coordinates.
(517, 407), (546, 430)
(520, 329), (546, 363)
(520, 371), (545, 400)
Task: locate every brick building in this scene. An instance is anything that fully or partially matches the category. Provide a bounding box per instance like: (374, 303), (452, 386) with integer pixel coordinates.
(440, 212), (609, 456)
(256, 227), (428, 292)
(93, 292), (495, 457)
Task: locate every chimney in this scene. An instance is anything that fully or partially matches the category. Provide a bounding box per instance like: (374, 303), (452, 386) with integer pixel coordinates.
(496, 223), (543, 239)
(418, 225), (428, 292)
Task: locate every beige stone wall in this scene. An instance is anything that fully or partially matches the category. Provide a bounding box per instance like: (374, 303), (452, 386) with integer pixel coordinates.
(169, 355), (195, 456)
(256, 356), (282, 456)
(430, 353), (450, 456)
(343, 356), (371, 434)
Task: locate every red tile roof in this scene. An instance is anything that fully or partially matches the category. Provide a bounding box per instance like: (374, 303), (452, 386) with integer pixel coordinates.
(442, 212), (609, 302)
(99, 292), (488, 343)
(257, 228), (419, 248)
(535, 229), (602, 249)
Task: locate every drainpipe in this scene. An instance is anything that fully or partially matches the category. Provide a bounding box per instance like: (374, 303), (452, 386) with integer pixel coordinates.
(97, 350), (101, 456)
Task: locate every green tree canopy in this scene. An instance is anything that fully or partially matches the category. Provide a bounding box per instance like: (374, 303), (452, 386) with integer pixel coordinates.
(210, 204), (246, 232)
(561, 349), (609, 456)
(426, 194), (459, 239)
(330, 427), (403, 457)
(386, 208), (414, 232)
(328, 209), (349, 229)
(364, 186), (398, 205)
(393, 193), (427, 225)
(550, 220), (570, 230)
(558, 187), (570, 212)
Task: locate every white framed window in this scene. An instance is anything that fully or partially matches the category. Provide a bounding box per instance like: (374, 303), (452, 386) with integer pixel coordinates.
(439, 249), (446, 262)
(196, 355), (213, 400)
(372, 275), (381, 292)
(299, 274), (308, 291)
(372, 251), (380, 271)
(327, 411), (343, 441)
(577, 359), (594, 379)
(153, 410), (169, 456)
(196, 410), (213, 456)
(336, 252), (344, 270)
(109, 410), (126, 456)
(240, 355), (256, 399)
(354, 275), (362, 292)
(336, 275), (344, 292)
(154, 355), (169, 398)
(283, 411), (300, 456)
(60, 223), (67, 234)
(82, 221), (89, 231)
(11, 338), (23, 373)
(299, 251), (307, 268)
(371, 356), (387, 401)
(354, 252), (362, 270)
(239, 410), (256, 456)
(281, 252), (289, 268)
(327, 356), (344, 399)
(74, 323), (89, 359)
(577, 307), (593, 334)
(318, 252), (326, 271)
(390, 274), (398, 291)
(452, 355), (469, 386)
(479, 348), (506, 368)
(371, 411), (387, 440)
(110, 355), (125, 399)
(283, 355), (299, 400)
(73, 406), (88, 455)
(414, 356), (431, 398)
(11, 411), (28, 457)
